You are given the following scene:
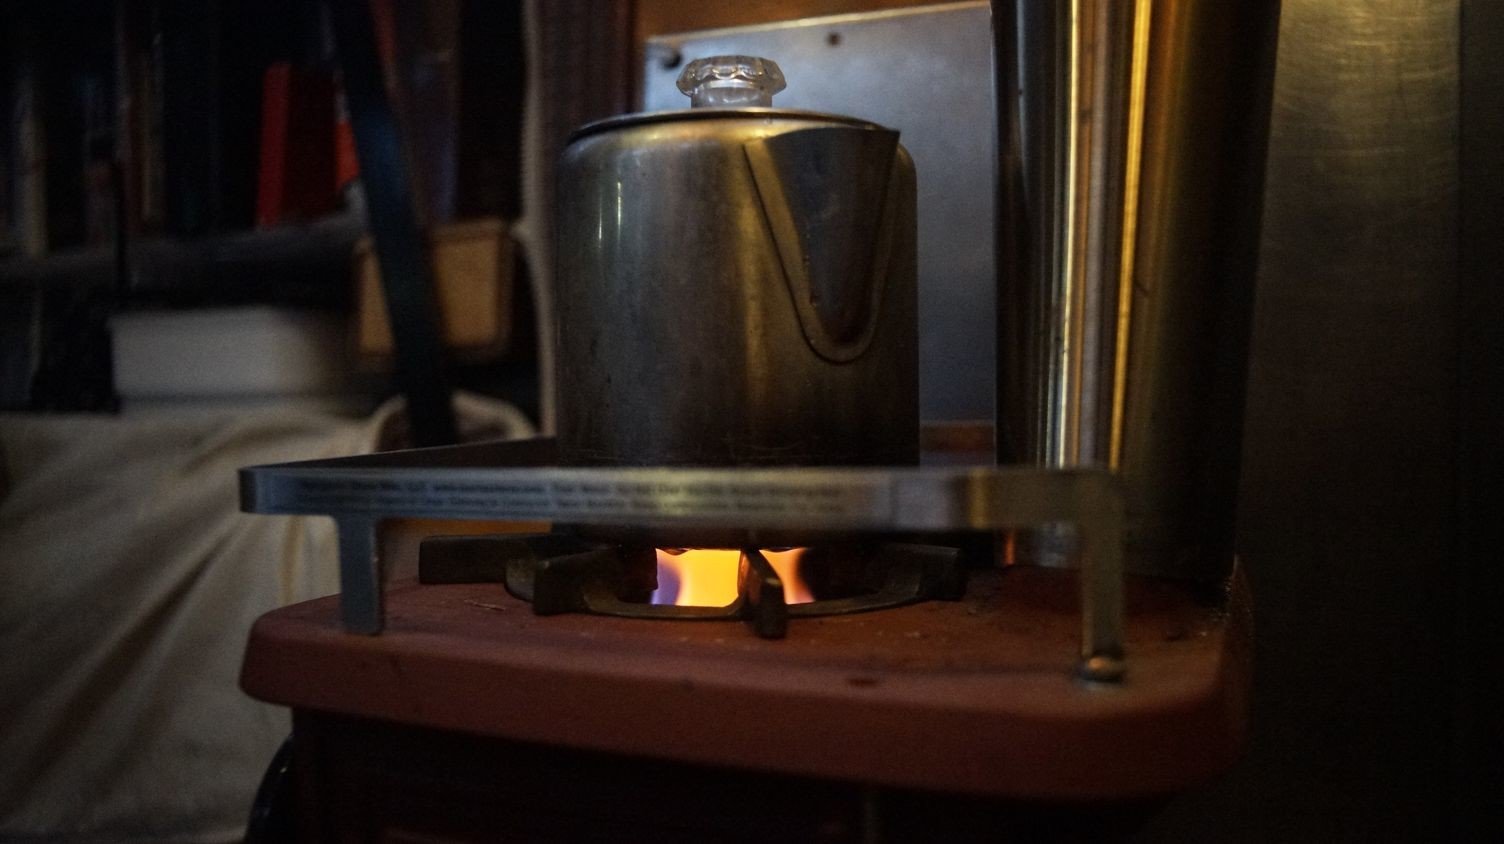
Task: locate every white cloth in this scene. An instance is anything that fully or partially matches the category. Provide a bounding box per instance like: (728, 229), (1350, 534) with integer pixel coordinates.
(0, 396), (532, 842)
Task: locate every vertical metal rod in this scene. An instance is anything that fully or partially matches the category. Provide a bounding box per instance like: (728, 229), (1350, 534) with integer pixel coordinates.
(1077, 478), (1126, 682)
(1107, 0), (1155, 469)
(335, 517), (383, 634)
(997, 0), (1281, 580)
(327, 0), (457, 446)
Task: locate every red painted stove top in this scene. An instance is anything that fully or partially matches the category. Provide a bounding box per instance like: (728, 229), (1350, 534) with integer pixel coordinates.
(241, 566), (1248, 800)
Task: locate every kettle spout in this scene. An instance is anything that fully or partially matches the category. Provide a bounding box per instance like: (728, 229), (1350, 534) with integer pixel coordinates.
(745, 126), (904, 362)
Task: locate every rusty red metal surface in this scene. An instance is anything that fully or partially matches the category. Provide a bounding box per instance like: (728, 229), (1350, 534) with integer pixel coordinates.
(242, 566), (1250, 800)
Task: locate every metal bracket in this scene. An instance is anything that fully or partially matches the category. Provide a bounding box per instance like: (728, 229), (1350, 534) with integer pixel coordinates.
(243, 439), (1126, 680)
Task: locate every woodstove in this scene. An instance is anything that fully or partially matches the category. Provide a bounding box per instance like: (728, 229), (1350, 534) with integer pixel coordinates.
(238, 438), (1250, 841)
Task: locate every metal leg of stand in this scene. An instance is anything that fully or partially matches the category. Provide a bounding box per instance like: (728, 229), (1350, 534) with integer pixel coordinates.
(336, 517), (383, 634)
(967, 468), (1127, 683)
(1075, 477), (1127, 683)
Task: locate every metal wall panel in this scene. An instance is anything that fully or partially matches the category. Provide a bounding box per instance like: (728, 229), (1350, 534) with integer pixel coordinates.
(1455, 0), (1504, 833)
(1142, 0), (1464, 837)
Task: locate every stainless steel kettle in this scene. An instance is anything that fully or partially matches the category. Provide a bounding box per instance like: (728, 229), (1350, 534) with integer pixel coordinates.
(555, 56), (918, 467)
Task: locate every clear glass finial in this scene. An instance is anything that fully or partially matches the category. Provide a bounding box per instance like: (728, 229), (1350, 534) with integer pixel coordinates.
(677, 55), (786, 108)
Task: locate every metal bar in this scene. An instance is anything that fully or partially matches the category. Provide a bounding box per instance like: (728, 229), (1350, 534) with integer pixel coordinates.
(335, 517), (382, 634)
(243, 457), (1109, 533)
(740, 549), (789, 639)
(326, 0), (457, 447)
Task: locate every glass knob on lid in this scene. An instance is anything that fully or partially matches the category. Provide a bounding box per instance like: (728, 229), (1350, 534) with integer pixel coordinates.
(677, 55), (786, 108)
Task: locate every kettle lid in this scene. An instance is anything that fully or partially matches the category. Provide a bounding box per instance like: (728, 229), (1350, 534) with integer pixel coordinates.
(568, 54), (894, 143)
(677, 55), (787, 108)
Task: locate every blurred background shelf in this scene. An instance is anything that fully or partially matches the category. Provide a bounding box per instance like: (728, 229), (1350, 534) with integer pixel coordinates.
(0, 211), (362, 308)
(0, 0), (530, 417)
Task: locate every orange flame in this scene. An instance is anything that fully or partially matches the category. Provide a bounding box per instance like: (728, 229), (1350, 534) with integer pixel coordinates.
(762, 548), (815, 604)
(652, 548), (813, 607)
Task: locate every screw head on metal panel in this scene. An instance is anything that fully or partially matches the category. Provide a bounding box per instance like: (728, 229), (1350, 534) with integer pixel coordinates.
(677, 55), (786, 108)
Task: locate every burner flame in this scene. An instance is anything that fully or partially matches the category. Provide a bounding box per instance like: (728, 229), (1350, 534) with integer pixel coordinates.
(651, 548), (813, 607)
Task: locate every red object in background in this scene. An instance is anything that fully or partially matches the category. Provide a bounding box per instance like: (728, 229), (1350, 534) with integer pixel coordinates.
(333, 89), (359, 193)
(256, 62), (339, 227)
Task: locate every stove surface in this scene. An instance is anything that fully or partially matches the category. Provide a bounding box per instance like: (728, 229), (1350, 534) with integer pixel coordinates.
(242, 566), (1248, 800)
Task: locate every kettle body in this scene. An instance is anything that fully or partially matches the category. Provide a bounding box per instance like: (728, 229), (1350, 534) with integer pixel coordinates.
(555, 107), (918, 467)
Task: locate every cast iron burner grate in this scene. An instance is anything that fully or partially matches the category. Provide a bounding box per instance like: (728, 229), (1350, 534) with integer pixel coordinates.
(417, 535), (967, 639)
